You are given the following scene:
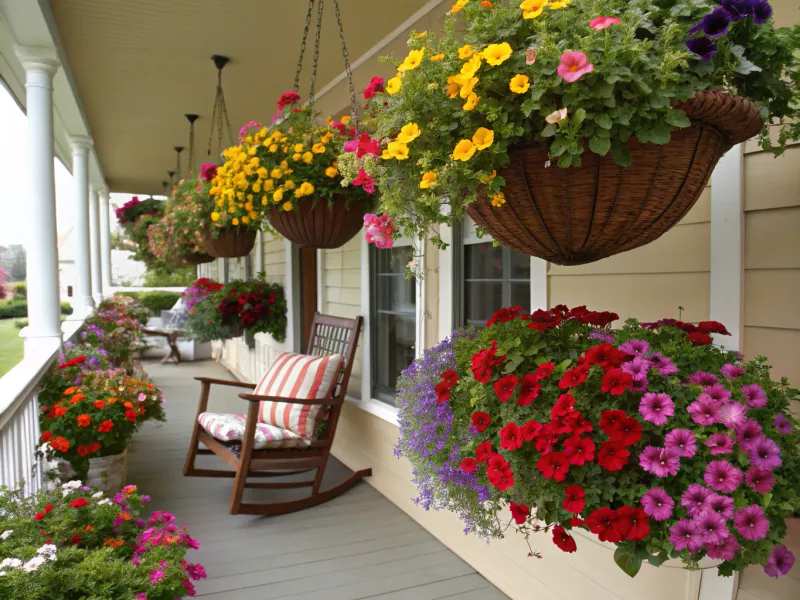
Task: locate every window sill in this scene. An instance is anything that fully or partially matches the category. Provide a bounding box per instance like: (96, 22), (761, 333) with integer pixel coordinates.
(344, 395), (399, 427)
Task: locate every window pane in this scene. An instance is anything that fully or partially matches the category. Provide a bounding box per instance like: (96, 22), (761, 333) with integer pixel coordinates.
(462, 243), (531, 326)
(465, 281), (503, 326)
(464, 242), (503, 279)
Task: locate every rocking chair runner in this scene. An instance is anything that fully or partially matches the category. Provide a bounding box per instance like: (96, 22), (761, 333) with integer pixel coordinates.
(183, 313), (370, 515)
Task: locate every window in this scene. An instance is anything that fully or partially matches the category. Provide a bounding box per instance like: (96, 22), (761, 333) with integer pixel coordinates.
(457, 218), (531, 327)
(370, 244), (416, 405)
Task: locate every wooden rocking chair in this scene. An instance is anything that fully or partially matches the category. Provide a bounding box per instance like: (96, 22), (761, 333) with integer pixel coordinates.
(183, 313), (371, 515)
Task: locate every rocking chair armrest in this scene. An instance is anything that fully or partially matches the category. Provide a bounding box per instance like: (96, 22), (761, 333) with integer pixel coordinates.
(238, 393), (341, 406)
(195, 377), (256, 390)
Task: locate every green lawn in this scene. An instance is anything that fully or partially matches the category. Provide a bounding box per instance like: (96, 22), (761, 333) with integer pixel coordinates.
(0, 319), (24, 378)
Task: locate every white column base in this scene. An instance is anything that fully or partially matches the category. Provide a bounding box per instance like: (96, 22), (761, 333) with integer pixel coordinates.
(698, 570), (739, 600)
(20, 327), (62, 358)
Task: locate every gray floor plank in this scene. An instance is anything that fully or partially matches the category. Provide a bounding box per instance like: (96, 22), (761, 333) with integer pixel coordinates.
(362, 574), (491, 600)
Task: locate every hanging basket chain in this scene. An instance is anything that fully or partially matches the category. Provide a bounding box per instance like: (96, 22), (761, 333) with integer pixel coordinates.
(293, 0), (316, 93)
(207, 63), (234, 158)
(307, 0), (325, 107)
(332, 0), (359, 132)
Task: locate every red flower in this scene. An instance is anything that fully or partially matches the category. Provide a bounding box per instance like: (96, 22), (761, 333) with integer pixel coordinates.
(552, 525), (577, 553)
(563, 485), (586, 514)
(77, 445), (90, 457)
(551, 393), (575, 419)
(76, 414), (91, 428)
(568, 412), (593, 436)
(98, 420), (114, 433)
(558, 366), (589, 389)
(536, 451), (569, 482)
(363, 76), (385, 99)
(597, 441), (630, 471)
(125, 410), (137, 422)
(34, 511), (45, 521)
(71, 534), (81, 545)
(435, 381), (452, 403)
(471, 411), (491, 432)
(609, 416), (642, 446)
(601, 368), (632, 395)
(487, 457), (514, 491)
(563, 436), (596, 466)
(687, 332), (713, 346)
(44, 504), (53, 514)
(54, 406), (67, 418)
(585, 343), (621, 370)
(70, 498), (90, 509)
(520, 420), (542, 442)
(486, 306), (523, 327)
(516, 374), (541, 406)
(585, 507), (626, 542)
(277, 90), (301, 110)
(56, 355), (86, 370)
(570, 517), (585, 527)
(475, 440), (493, 463)
(532, 423), (558, 454)
(697, 320), (730, 336)
(460, 458), (477, 473)
(441, 369), (459, 387)
(619, 506), (650, 541)
(510, 501), (530, 525)
(599, 410), (626, 435)
(499, 422), (522, 451)
(493, 374), (519, 403)
(41, 431), (53, 443)
(88, 442), (101, 453)
(51, 436), (70, 452)
(534, 362), (555, 380)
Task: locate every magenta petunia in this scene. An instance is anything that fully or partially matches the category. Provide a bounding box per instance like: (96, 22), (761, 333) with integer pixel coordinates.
(622, 356), (650, 382)
(664, 428), (697, 458)
(702, 383), (732, 403)
(694, 510), (728, 545)
(669, 519), (703, 552)
(619, 339), (650, 356)
(764, 546), (795, 578)
(639, 392), (675, 426)
(641, 487), (674, 521)
(720, 363), (745, 380)
(719, 401), (749, 428)
(704, 460), (743, 494)
(149, 568), (166, 585)
(688, 395), (721, 426)
(734, 505), (770, 540)
(735, 419), (763, 450)
(705, 494), (735, 520)
(705, 535), (739, 561)
(748, 435), (782, 470)
(589, 16), (621, 30)
(628, 377), (649, 393)
(741, 383), (767, 408)
(745, 466), (775, 494)
(688, 371), (719, 387)
(639, 446), (681, 478)
(647, 353), (678, 376)
(681, 483), (712, 517)
(705, 432), (735, 455)
(773, 413), (792, 435)
(557, 51), (594, 82)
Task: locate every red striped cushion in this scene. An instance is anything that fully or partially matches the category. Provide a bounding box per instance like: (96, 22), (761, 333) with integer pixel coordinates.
(254, 352), (343, 437)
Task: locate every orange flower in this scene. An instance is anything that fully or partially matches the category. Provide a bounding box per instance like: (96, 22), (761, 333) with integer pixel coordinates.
(108, 397), (118, 404)
(51, 436), (70, 452)
(64, 387), (76, 395)
(123, 401), (133, 409)
(85, 525), (94, 531)
(104, 538), (125, 548)
(481, 0), (493, 6)
(165, 534), (181, 545)
(76, 414), (91, 428)
(72, 394), (86, 402)
(54, 406), (68, 418)
(122, 485), (137, 494)
(118, 512), (132, 521)
(94, 400), (106, 409)
(98, 420), (114, 433)
(69, 397), (81, 405)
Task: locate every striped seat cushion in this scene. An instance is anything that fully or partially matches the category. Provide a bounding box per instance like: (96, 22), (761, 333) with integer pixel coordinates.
(198, 413), (309, 450)
(254, 352), (343, 438)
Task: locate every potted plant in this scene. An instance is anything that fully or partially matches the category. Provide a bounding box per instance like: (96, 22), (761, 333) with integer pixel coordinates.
(361, 0), (800, 265)
(83, 297), (148, 371)
(117, 198), (165, 268)
(396, 305), (800, 578)
(0, 482), (206, 598)
(159, 176), (216, 265)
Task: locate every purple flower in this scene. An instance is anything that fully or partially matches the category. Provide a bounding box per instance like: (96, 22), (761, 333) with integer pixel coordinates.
(748, 435), (782, 470)
(681, 483), (712, 517)
(669, 519), (703, 552)
(629, 377), (649, 393)
(704, 460), (743, 494)
(694, 510), (728, 545)
(719, 401), (749, 428)
(647, 353), (678, 376)
(704, 433), (734, 457)
(619, 339), (650, 356)
(665, 429), (697, 458)
(705, 494), (735, 520)
(720, 363), (746, 379)
(764, 546), (795, 578)
(750, 0), (773, 24)
(735, 419), (763, 450)
(588, 330), (615, 343)
(185, 563), (207, 581)
(701, 7), (733, 37)
(741, 383), (767, 408)
(705, 535), (739, 560)
(702, 383), (732, 403)
(774, 413), (792, 435)
(688, 395), (722, 426)
(688, 371), (719, 387)
(745, 466), (775, 494)
(622, 356), (650, 382)
(641, 487), (674, 521)
(639, 446), (681, 477)
(734, 505), (770, 540)
(639, 392), (675, 426)
(149, 568), (166, 585)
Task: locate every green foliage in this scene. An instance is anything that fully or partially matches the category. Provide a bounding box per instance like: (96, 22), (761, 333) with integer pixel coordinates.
(12, 282), (26, 300)
(0, 300), (27, 319)
(61, 302), (73, 316)
(142, 266), (196, 287)
(116, 291), (181, 316)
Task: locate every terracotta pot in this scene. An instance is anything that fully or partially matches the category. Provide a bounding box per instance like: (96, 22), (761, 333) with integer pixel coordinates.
(204, 227), (257, 258)
(467, 91), (763, 266)
(267, 195), (369, 249)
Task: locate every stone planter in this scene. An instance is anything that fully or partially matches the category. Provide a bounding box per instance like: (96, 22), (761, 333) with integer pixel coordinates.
(86, 451), (127, 495)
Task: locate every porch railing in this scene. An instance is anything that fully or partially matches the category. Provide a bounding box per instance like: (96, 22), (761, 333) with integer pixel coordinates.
(0, 320), (83, 495)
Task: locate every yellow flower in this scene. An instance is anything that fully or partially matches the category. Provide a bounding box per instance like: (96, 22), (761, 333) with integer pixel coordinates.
(283, 180), (296, 190)
(241, 215), (250, 224)
(446, 78), (461, 99)
(249, 211), (258, 220)
(482, 42), (513, 66)
(271, 168), (282, 179)
(273, 189), (284, 202)
(381, 149), (393, 160)
(398, 49), (424, 72)
(312, 142), (326, 154)
(429, 53), (445, 61)
(520, 0), (548, 19)
(210, 212), (220, 222)
(302, 151), (314, 164)
(295, 182), (315, 198)
(387, 141), (410, 160)
(247, 146), (257, 157)
(325, 166), (338, 178)
(263, 179), (275, 191)
(293, 153), (302, 161)
(280, 160), (289, 170)
(451, 0), (469, 13)
(252, 182), (262, 193)
(256, 167), (268, 178)
(397, 123), (422, 144)
(463, 92), (479, 111)
(293, 143), (304, 153)
(481, 169), (497, 183)
(509, 74), (531, 94)
(491, 192), (506, 207)
(341, 115), (351, 124)
(472, 127), (494, 150)
(416, 31), (428, 39)
(321, 132), (333, 143)
(261, 196), (268, 205)
(461, 55), (482, 77)
(458, 44), (473, 59)
(232, 217), (240, 226)
(282, 201), (293, 212)
(452, 139), (476, 161)
(550, 0), (570, 8)
(387, 76), (402, 95)
(419, 171), (437, 189)
(459, 76), (479, 99)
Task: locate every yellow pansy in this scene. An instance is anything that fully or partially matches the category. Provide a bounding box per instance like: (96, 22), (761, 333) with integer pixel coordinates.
(481, 169), (497, 183)
(282, 201), (293, 212)
(387, 141), (410, 160)
(461, 55), (482, 77)
(482, 42), (513, 66)
(429, 53), (445, 61)
(459, 76), (479, 99)
(312, 142), (326, 154)
(458, 44), (474, 59)
(302, 151), (314, 164)
(472, 127), (495, 150)
(273, 189), (284, 202)
(387, 76), (402, 95)
(491, 192), (506, 207)
(271, 168), (282, 179)
(463, 92), (479, 111)
(398, 49), (424, 72)
(509, 74), (531, 94)
(325, 166), (338, 178)
(452, 139), (476, 161)
(397, 123), (422, 144)
(419, 171), (437, 189)
(451, 0), (469, 13)
(261, 196), (268, 206)
(293, 143), (304, 153)
(520, 0), (548, 19)
(210, 212), (220, 222)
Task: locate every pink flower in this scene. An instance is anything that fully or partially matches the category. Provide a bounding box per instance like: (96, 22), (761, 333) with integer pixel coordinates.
(557, 51), (594, 83)
(344, 133), (381, 158)
(200, 162), (218, 182)
(590, 16), (621, 30)
(135, 594), (147, 600)
(363, 76), (385, 99)
(149, 568), (165, 585)
(237, 120), (262, 143)
(364, 213), (395, 249)
(276, 91), (301, 111)
(352, 169), (376, 195)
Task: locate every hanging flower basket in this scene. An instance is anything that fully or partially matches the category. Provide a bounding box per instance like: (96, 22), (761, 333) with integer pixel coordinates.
(466, 92), (762, 265)
(203, 227), (257, 258)
(183, 252), (216, 265)
(267, 195), (369, 249)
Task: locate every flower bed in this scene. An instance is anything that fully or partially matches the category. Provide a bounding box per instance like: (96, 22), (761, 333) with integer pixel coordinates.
(396, 305), (800, 578)
(0, 482), (205, 599)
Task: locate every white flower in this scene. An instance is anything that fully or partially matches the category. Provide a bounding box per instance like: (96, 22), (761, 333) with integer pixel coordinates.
(0, 558), (22, 569)
(23, 556), (46, 572)
(92, 491), (104, 499)
(0, 530), (12, 540)
(0, 571), (6, 576)
(37, 544), (57, 557)
(545, 107), (568, 125)
(97, 499), (111, 506)
(62, 480), (82, 490)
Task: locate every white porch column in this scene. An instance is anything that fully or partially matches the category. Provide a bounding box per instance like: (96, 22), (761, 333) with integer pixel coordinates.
(14, 46), (63, 355)
(70, 135), (94, 316)
(89, 184), (103, 304)
(98, 185), (112, 295)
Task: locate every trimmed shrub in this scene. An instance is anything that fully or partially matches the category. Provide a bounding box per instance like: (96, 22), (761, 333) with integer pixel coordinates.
(60, 301), (73, 315)
(0, 300), (27, 319)
(12, 282), (26, 300)
(114, 291), (181, 316)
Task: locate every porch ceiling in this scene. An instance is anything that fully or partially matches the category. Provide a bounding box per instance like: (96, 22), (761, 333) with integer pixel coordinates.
(48, 0), (433, 195)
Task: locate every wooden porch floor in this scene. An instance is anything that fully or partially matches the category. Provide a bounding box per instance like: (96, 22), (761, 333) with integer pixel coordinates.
(130, 360), (509, 600)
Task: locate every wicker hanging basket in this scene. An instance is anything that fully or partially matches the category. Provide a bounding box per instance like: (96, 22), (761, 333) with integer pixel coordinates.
(183, 252), (215, 265)
(203, 227), (257, 258)
(266, 195), (368, 249)
(466, 91), (763, 266)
